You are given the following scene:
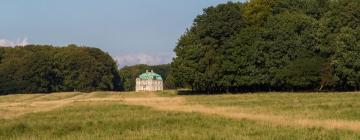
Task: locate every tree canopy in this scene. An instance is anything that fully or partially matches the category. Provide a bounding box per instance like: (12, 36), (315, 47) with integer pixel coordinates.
(0, 45), (121, 94)
(172, 0), (360, 92)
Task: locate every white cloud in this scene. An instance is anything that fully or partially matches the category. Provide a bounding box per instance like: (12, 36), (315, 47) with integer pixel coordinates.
(115, 53), (174, 68)
(0, 38), (29, 47)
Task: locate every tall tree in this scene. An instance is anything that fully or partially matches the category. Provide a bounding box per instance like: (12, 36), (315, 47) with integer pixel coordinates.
(172, 0), (360, 92)
(172, 2), (245, 92)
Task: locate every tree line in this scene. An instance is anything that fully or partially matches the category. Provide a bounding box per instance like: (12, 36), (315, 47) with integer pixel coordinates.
(171, 0), (360, 92)
(0, 45), (121, 95)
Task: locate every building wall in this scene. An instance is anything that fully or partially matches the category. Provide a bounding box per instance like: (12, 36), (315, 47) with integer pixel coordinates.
(136, 78), (163, 92)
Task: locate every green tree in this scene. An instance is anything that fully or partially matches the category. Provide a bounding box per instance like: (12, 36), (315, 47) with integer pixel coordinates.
(0, 44), (121, 94)
(172, 2), (245, 92)
(172, 0), (360, 92)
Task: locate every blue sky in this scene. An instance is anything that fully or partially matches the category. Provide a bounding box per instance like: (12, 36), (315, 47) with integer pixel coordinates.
(0, 0), (244, 67)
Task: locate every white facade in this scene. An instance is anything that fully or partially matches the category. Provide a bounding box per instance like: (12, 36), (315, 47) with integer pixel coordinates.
(135, 70), (163, 92)
(136, 79), (163, 92)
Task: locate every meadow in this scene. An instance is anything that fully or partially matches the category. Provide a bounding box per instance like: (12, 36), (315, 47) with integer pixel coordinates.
(0, 91), (359, 140)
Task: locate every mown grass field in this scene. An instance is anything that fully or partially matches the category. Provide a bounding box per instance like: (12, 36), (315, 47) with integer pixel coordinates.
(0, 91), (359, 140)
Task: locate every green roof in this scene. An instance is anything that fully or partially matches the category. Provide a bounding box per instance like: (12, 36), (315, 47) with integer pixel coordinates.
(138, 71), (163, 80)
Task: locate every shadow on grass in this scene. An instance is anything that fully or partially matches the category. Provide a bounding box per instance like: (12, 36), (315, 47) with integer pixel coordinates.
(176, 90), (234, 96)
(175, 89), (350, 96)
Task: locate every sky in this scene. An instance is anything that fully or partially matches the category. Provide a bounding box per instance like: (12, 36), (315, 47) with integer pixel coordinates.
(0, 0), (244, 67)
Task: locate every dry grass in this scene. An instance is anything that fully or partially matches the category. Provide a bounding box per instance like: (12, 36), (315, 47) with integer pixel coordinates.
(0, 93), (83, 119)
(4, 102), (358, 140)
(122, 95), (360, 132)
(1, 91), (360, 133)
(0, 92), (151, 119)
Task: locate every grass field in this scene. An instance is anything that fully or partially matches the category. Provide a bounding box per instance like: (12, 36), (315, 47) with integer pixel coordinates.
(0, 91), (359, 140)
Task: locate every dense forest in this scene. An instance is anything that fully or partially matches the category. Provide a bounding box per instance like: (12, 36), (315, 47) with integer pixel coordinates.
(172, 0), (360, 92)
(0, 43), (175, 94)
(119, 64), (175, 91)
(0, 45), (121, 95)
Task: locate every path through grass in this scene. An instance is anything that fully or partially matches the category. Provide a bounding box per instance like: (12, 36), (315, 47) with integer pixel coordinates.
(0, 91), (359, 139)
